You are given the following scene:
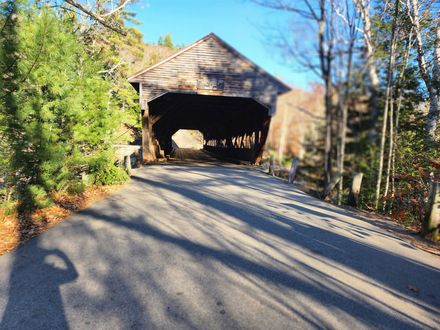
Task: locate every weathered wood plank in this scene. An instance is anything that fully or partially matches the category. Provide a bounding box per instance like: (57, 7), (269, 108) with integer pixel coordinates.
(130, 34), (289, 115)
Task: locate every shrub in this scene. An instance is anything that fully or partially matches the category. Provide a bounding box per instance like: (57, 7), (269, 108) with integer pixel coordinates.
(88, 152), (129, 186)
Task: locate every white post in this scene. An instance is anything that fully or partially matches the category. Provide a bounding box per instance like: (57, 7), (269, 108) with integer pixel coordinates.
(348, 172), (364, 207)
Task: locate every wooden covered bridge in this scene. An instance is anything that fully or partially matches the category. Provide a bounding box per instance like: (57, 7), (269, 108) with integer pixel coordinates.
(128, 33), (290, 164)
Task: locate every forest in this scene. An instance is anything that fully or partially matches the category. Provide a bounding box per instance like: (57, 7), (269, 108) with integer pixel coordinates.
(260, 0), (439, 241)
(0, 0), (439, 246)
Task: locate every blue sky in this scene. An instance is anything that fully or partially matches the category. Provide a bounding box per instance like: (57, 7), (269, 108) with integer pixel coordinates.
(127, 0), (317, 89)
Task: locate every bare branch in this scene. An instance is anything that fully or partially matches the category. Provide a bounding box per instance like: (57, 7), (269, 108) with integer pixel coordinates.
(63, 0), (127, 35)
(101, 0), (132, 17)
(252, 0), (316, 20)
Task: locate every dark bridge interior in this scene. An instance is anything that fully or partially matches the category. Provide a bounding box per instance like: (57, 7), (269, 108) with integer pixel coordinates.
(148, 93), (271, 162)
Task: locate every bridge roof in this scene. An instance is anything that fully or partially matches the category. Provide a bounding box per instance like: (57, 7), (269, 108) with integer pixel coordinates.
(128, 33), (290, 113)
(128, 33), (290, 90)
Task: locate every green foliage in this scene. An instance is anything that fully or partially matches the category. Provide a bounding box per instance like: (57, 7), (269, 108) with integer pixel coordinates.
(88, 152), (129, 186)
(84, 23), (142, 144)
(158, 33), (174, 48)
(164, 33), (174, 48)
(0, 200), (18, 216)
(0, 3), (131, 211)
(19, 185), (53, 211)
(0, 0), (23, 185)
(66, 180), (86, 195)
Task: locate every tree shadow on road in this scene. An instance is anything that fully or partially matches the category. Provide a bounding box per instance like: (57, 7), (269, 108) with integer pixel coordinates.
(1, 164), (440, 329)
(74, 168), (440, 328)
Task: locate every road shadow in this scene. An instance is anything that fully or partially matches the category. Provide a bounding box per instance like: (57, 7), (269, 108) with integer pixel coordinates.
(0, 236), (78, 329)
(1, 164), (439, 328)
(75, 166), (440, 328)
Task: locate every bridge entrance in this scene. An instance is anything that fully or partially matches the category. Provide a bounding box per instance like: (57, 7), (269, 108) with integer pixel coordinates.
(128, 33), (290, 164)
(171, 129), (203, 150)
(149, 93), (270, 162)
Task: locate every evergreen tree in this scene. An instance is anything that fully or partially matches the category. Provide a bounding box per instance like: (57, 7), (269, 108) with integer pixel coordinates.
(0, 0), (34, 208)
(0, 3), (129, 209)
(164, 33), (174, 48)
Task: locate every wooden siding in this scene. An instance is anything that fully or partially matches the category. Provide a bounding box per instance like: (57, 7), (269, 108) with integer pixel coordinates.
(129, 33), (290, 115)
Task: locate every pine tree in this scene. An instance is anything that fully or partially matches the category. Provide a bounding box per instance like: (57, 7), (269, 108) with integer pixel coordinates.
(1, 4), (129, 209)
(0, 0), (36, 208)
(164, 33), (174, 49)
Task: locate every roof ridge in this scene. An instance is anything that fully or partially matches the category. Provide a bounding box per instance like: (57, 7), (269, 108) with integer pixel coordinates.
(128, 33), (290, 90)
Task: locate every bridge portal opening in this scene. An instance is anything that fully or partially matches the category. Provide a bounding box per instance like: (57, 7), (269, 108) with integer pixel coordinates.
(172, 130), (204, 150)
(148, 92), (270, 162)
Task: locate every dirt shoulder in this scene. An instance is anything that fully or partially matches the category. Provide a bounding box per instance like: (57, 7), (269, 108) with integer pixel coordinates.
(0, 185), (122, 256)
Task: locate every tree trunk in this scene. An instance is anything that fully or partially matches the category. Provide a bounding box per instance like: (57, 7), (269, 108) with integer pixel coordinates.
(278, 105), (289, 163)
(318, 0), (334, 189)
(426, 10), (440, 143)
(336, 13), (355, 205)
(426, 92), (440, 143)
(408, 0), (439, 144)
(375, 0), (399, 209)
(336, 88), (349, 205)
(324, 77), (333, 188)
(383, 98), (394, 211)
(353, 0), (380, 141)
(391, 29), (413, 209)
(422, 181), (440, 241)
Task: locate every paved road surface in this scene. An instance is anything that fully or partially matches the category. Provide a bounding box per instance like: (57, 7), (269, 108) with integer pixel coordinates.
(0, 164), (439, 329)
(170, 149), (224, 163)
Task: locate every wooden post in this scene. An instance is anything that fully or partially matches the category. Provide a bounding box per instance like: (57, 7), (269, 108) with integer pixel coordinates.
(348, 172), (363, 207)
(254, 116), (271, 165)
(422, 181), (440, 241)
(269, 155), (275, 176)
(141, 105), (156, 163)
(321, 174), (342, 200)
(123, 155), (132, 175)
(288, 158), (299, 184)
(134, 149), (141, 168)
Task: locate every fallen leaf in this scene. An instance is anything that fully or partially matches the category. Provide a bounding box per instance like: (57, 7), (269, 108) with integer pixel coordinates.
(406, 285), (420, 293)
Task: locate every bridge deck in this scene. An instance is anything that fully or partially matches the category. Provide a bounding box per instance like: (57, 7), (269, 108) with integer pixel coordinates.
(169, 149), (241, 164)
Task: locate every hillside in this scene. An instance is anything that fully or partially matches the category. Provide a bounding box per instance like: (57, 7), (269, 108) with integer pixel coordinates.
(267, 85), (325, 160)
(119, 30), (181, 76)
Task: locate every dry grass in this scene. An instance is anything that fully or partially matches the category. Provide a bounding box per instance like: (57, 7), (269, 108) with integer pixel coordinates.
(0, 185), (121, 256)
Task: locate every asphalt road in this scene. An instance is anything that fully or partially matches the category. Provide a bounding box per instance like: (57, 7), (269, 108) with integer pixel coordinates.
(0, 163), (439, 329)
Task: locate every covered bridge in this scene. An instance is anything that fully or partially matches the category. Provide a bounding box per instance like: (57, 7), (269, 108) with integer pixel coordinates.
(128, 33), (290, 164)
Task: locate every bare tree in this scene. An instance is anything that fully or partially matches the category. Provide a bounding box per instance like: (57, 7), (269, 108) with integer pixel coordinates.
(406, 0), (439, 144)
(385, 29), (414, 210)
(334, 0), (359, 204)
(374, 0), (400, 209)
(254, 0), (336, 189)
(353, 0), (381, 141)
(61, 0), (132, 35)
